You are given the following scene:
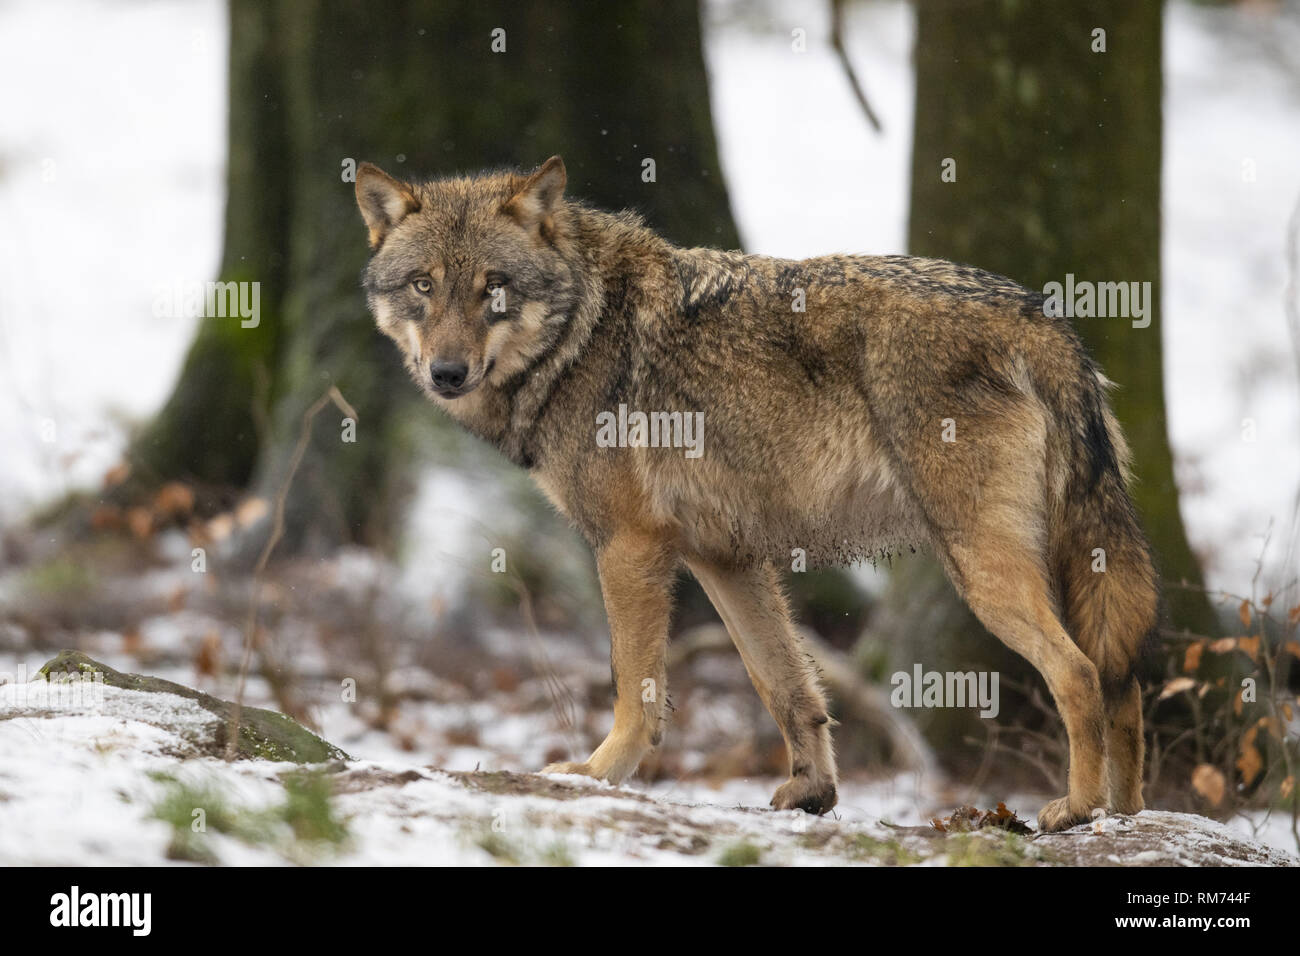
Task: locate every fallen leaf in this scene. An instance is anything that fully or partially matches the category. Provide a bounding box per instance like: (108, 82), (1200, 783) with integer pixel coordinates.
(1239, 600), (1252, 629)
(1236, 746), (1263, 787)
(930, 804), (1031, 835)
(1158, 677), (1196, 700)
(153, 481), (195, 520)
(126, 506), (153, 540)
(1192, 764), (1225, 807)
(1183, 642), (1204, 673)
(102, 462), (131, 489)
(235, 497), (269, 528)
(89, 505), (122, 532)
(1237, 727), (1263, 787)
(206, 514), (235, 542)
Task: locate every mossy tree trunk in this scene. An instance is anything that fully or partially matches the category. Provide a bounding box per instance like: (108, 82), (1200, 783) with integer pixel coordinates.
(129, 0), (741, 552)
(871, 0), (1217, 762)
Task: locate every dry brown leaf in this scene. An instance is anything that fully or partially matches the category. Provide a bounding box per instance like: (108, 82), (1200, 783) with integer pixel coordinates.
(1158, 677), (1196, 700)
(89, 505), (122, 532)
(1237, 744), (1263, 787)
(1209, 636), (1238, 654)
(194, 631), (223, 679)
(1192, 764), (1226, 807)
(1289, 604), (1300, 626)
(1239, 599), (1252, 629)
(167, 584), (187, 613)
(930, 804), (1032, 835)
(1284, 641), (1300, 661)
(235, 497), (269, 528)
(1282, 776), (1295, 800)
(1237, 636), (1261, 663)
(153, 481), (195, 520)
(1183, 642), (1204, 673)
(126, 506), (153, 540)
(102, 461), (131, 489)
(206, 513), (234, 542)
(1257, 716), (1282, 740)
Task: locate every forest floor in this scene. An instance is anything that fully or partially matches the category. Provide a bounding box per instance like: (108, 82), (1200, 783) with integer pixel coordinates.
(1, 648), (1295, 867)
(2, 527), (1297, 866)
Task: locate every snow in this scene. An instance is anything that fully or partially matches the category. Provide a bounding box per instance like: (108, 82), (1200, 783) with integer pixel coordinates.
(1, 655), (1295, 866)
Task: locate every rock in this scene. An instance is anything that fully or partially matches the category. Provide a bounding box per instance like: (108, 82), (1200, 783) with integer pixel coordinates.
(34, 650), (348, 763)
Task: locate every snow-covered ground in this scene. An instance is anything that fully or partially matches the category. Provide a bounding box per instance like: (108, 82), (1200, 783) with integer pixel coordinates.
(1, 666), (1293, 866)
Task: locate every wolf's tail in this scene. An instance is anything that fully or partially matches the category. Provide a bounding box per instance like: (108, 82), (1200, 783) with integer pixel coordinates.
(1032, 354), (1160, 699)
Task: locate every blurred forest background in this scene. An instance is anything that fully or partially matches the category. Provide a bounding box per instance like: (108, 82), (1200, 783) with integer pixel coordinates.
(1, 0), (1298, 843)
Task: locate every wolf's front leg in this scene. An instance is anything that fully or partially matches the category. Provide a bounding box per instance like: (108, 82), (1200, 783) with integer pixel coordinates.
(688, 560), (839, 814)
(542, 529), (677, 785)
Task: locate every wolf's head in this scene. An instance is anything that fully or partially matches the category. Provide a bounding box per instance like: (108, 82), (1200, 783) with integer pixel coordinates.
(355, 157), (578, 403)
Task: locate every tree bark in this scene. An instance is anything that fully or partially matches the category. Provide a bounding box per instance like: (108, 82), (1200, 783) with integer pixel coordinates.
(128, 0), (741, 552)
(902, 0), (1216, 635)
(866, 0), (1217, 764)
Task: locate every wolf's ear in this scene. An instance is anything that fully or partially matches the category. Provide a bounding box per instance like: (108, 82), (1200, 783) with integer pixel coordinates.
(356, 163), (420, 249)
(504, 156), (566, 237)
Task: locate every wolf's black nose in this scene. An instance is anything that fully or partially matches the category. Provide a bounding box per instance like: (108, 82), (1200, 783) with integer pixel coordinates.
(430, 360), (468, 391)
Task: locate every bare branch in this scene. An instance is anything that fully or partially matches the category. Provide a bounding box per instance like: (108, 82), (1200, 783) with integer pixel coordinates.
(830, 0), (883, 134)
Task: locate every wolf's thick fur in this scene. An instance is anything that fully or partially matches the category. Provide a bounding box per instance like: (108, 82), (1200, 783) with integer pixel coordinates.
(355, 156), (1158, 831)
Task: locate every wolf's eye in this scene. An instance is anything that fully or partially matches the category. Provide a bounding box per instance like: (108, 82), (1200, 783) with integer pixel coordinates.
(485, 276), (508, 296)
(412, 278), (433, 295)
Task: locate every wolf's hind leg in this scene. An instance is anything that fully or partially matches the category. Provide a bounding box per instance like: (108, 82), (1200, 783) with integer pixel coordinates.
(945, 540), (1109, 832)
(542, 529), (676, 785)
(1105, 677), (1145, 815)
(687, 560), (838, 814)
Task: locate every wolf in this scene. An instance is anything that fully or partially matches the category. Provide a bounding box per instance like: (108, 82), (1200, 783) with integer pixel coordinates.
(354, 156), (1158, 831)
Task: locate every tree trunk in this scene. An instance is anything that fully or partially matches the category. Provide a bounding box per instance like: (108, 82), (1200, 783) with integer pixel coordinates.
(903, 0), (1215, 633)
(869, 0), (1216, 764)
(128, 0), (741, 552)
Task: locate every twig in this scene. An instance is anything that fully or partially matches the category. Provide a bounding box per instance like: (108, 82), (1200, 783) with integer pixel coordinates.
(506, 571), (582, 753)
(830, 0), (883, 134)
(225, 385), (357, 760)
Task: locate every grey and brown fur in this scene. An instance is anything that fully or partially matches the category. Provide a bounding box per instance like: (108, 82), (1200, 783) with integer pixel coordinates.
(354, 156), (1159, 830)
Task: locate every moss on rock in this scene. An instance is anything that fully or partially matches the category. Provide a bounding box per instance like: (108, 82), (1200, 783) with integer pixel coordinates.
(38, 650), (349, 764)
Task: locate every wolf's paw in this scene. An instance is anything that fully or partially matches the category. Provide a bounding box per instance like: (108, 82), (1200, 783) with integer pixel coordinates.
(1109, 794), (1145, 817)
(540, 760), (596, 778)
(770, 776), (837, 815)
(1036, 796), (1093, 832)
